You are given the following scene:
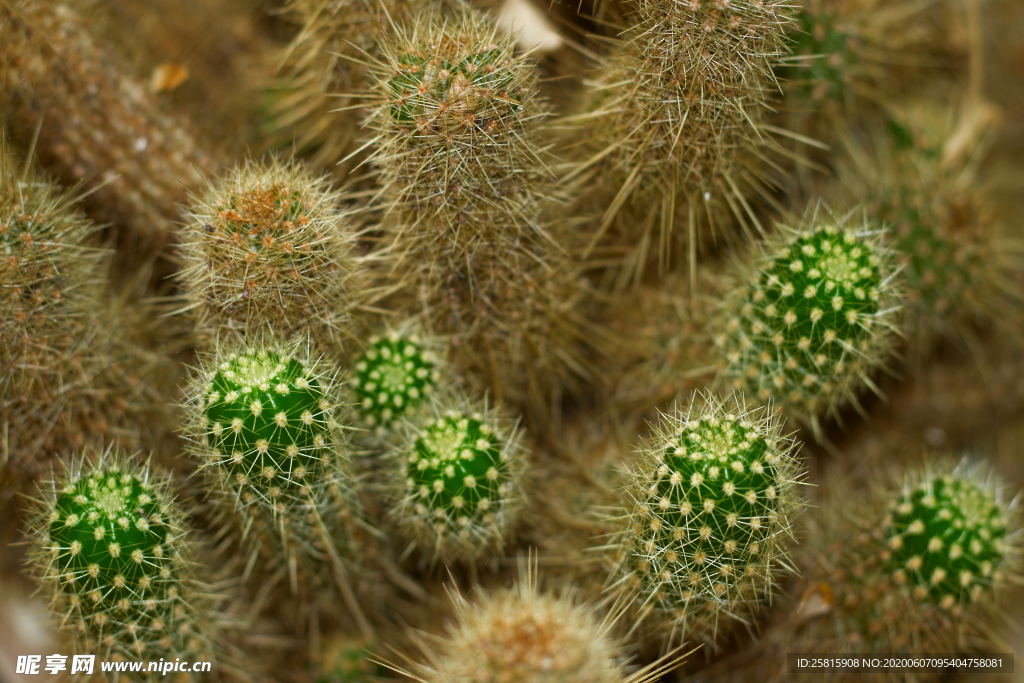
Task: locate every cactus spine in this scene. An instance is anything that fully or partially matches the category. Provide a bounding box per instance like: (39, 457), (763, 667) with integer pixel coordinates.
(386, 394), (527, 563)
(607, 391), (803, 647)
(179, 157), (359, 346)
(26, 448), (214, 673)
(711, 207), (901, 435)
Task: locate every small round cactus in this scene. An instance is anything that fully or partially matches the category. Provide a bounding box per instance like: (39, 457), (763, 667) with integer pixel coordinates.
(883, 465), (1009, 611)
(773, 459), (1021, 675)
(386, 395), (527, 563)
(608, 391), (803, 647)
(352, 330), (441, 435)
(183, 336), (368, 616)
(26, 448), (213, 667)
(712, 207), (901, 435)
(179, 156), (358, 344)
(416, 567), (632, 683)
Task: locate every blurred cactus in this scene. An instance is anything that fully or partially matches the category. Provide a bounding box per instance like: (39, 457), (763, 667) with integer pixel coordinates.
(0, 0), (215, 240)
(557, 0), (794, 281)
(409, 561), (649, 683)
(711, 207), (901, 436)
(352, 328), (442, 437)
(606, 391), (803, 648)
(178, 156), (359, 347)
(25, 448), (215, 672)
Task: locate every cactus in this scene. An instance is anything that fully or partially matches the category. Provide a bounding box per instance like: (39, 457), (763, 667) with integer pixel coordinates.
(606, 391), (803, 648)
(183, 335), (374, 635)
(711, 207), (901, 436)
(352, 329), (442, 436)
(385, 394), (527, 563)
(178, 156), (359, 345)
(788, 459), (1017, 682)
(556, 0), (794, 281)
(0, 0), (215, 240)
(0, 148), (172, 531)
(262, 0), (423, 178)
(412, 565), (636, 683)
(25, 448), (214, 672)
(781, 0), (958, 114)
(365, 8), (594, 410)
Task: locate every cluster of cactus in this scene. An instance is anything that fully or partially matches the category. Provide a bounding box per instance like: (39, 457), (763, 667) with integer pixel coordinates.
(1, 0), (1021, 681)
(26, 449), (215, 674)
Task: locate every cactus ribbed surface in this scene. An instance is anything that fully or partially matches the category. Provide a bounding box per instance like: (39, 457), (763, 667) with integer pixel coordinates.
(353, 332), (440, 433)
(713, 209), (901, 434)
(609, 391), (803, 646)
(26, 451), (213, 672)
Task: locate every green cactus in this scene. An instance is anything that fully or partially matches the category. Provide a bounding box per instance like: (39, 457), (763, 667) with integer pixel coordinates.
(387, 395), (526, 563)
(353, 330), (440, 435)
(774, 459), (1021, 681)
(712, 208), (901, 436)
(785, 6), (858, 103)
(179, 156), (358, 344)
(183, 336), (373, 635)
(608, 391), (803, 647)
(883, 466), (1008, 610)
(26, 449), (213, 670)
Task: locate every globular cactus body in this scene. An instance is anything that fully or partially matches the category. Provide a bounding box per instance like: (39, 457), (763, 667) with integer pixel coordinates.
(608, 392), (803, 647)
(179, 157), (358, 345)
(26, 450), (213, 674)
(184, 337), (371, 630)
(353, 332), (440, 434)
(712, 209), (901, 434)
(387, 397), (526, 563)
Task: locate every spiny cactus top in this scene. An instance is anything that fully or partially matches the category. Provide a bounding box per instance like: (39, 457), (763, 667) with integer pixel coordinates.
(389, 397), (526, 563)
(713, 209), (900, 432)
(883, 468), (1008, 610)
(368, 10), (545, 246)
(784, 460), (1021, 664)
(1, 151), (100, 375)
(353, 332), (440, 432)
(202, 346), (338, 511)
(27, 450), (210, 663)
(421, 573), (628, 683)
(180, 157), (357, 342)
(612, 391), (802, 645)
